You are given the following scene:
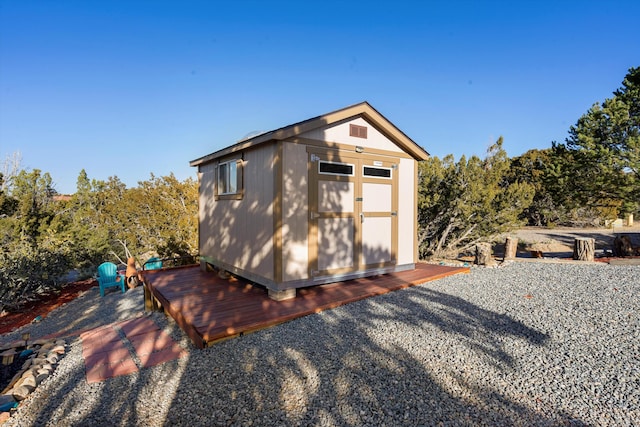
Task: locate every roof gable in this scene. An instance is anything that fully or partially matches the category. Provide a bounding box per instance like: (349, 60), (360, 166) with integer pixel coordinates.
(190, 102), (429, 166)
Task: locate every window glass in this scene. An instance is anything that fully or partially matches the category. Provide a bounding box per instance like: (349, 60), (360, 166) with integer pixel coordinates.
(319, 161), (354, 176)
(228, 162), (237, 193)
(218, 160), (238, 194)
(218, 163), (228, 194)
(363, 166), (392, 179)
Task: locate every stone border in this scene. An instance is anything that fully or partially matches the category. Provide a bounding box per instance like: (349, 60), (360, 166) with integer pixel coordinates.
(0, 338), (67, 423)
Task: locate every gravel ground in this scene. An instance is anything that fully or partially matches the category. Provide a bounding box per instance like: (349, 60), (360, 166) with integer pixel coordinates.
(3, 262), (639, 426)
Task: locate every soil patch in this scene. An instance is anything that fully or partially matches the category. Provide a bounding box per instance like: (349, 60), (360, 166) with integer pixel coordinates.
(0, 280), (97, 335)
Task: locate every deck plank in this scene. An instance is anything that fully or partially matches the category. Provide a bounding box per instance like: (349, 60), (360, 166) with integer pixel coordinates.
(143, 263), (469, 348)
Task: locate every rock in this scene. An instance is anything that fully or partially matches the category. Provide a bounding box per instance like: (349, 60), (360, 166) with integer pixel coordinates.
(46, 354), (59, 364)
(36, 373), (49, 384)
(5, 372), (23, 392)
(52, 345), (66, 354)
(0, 411), (10, 423)
(39, 343), (54, 351)
(12, 385), (32, 401)
(21, 369), (37, 380)
(19, 376), (36, 389)
(21, 358), (32, 370)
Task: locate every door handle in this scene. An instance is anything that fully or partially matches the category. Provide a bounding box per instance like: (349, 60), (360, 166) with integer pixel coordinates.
(360, 213), (364, 223)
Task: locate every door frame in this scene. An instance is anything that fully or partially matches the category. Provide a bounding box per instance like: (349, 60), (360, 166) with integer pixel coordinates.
(307, 147), (399, 279)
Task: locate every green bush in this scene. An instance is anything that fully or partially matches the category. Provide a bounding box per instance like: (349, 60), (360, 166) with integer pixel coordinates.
(0, 240), (73, 312)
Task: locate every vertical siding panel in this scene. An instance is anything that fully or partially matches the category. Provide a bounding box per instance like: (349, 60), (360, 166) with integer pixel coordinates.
(199, 144), (275, 281)
(282, 142), (309, 281)
(239, 144), (275, 279)
(198, 162), (216, 257)
(397, 158), (415, 265)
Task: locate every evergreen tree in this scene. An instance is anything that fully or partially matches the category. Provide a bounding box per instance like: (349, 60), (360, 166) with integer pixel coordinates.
(553, 67), (640, 217)
(507, 149), (558, 225)
(8, 169), (56, 246)
(418, 138), (534, 258)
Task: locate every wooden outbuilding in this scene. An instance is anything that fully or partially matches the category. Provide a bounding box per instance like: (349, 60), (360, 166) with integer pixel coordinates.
(190, 102), (429, 300)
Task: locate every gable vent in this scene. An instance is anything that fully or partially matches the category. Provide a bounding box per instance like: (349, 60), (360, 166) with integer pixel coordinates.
(350, 124), (368, 139)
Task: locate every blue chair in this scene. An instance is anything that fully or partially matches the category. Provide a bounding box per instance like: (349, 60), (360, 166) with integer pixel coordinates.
(97, 262), (126, 297)
(144, 257), (163, 270)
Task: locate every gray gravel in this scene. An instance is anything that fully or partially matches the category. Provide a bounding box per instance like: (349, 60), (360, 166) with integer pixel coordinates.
(4, 262), (639, 426)
(0, 286), (146, 347)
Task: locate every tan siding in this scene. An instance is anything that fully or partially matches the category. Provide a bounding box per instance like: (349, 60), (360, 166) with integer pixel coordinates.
(198, 162), (216, 257)
(281, 142), (309, 281)
(199, 144), (276, 280)
(397, 158), (416, 265)
(299, 117), (404, 154)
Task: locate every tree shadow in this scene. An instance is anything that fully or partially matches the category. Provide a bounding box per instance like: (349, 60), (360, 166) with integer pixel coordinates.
(157, 284), (586, 426)
(8, 271), (594, 426)
(6, 312), (192, 426)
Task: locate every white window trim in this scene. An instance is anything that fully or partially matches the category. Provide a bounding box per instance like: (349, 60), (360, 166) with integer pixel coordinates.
(362, 165), (393, 180)
(216, 157), (243, 200)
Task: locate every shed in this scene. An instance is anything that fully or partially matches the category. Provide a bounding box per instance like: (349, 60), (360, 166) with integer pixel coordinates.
(190, 102), (429, 300)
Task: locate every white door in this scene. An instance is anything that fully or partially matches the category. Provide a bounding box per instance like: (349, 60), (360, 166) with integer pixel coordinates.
(309, 150), (398, 278)
(360, 158), (397, 269)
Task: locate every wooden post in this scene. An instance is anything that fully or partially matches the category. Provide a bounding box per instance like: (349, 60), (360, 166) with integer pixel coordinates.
(573, 237), (595, 261)
(475, 242), (493, 265)
(504, 237), (518, 259)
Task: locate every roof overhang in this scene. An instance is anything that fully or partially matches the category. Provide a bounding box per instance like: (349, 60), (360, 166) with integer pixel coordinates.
(190, 102), (429, 167)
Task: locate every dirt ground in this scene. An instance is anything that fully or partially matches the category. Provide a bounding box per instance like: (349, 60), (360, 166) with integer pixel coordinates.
(0, 280), (97, 335)
(501, 224), (640, 259)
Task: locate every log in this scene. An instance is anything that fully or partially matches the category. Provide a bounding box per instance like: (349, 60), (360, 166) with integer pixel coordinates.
(475, 243), (493, 265)
(504, 237), (518, 259)
(614, 235), (633, 257)
(573, 237), (595, 261)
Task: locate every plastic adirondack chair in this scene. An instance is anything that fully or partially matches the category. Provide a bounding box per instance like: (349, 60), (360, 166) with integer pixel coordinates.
(144, 257), (163, 270)
(97, 262), (126, 297)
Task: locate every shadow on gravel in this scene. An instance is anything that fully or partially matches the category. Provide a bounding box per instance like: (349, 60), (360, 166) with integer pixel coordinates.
(12, 315), (190, 427)
(13, 282), (592, 426)
(159, 285), (586, 426)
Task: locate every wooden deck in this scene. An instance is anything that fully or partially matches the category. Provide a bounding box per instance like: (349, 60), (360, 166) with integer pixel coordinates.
(142, 263), (470, 349)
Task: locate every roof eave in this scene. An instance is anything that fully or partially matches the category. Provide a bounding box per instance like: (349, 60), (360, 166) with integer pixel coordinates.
(190, 101), (429, 166)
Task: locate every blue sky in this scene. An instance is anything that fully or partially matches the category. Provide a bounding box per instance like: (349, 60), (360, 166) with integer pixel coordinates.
(1, 1), (638, 194)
